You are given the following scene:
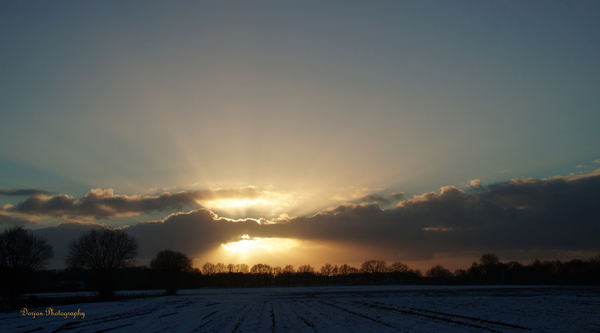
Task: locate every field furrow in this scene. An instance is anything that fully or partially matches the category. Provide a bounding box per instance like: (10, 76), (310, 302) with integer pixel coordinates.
(3, 286), (599, 333)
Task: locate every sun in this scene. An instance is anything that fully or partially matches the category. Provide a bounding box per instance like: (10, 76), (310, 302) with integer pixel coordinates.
(210, 199), (275, 209)
(221, 235), (299, 254)
(202, 194), (291, 219)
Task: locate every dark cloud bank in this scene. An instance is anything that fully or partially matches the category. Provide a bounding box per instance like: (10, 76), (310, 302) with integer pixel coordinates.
(0, 188), (51, 196)
(5, 187), (262, 220)
(27, 172), (600, 267)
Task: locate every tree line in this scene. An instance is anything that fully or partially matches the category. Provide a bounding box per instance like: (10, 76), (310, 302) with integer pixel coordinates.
(2, 225), (600, 310)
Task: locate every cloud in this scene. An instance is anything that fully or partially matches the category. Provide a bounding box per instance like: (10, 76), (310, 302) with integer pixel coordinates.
(595, 159), (600, 164)
(271, 171), (600, 259)
(34, 222), (106, 267)
(469, 179), (482, 187)
(390, 192), (405, 200)
(33, 210), (263, 267)
(359, 194), (391, 205)
(333, 189), (408, 205)
(125, 210), (262, 258)
(0, 188), (51, 196)
(29, 171), (600, 267)
(5, 187), (265, 220)
(331, 187), (385, 202)
(0, 213), (35, 225)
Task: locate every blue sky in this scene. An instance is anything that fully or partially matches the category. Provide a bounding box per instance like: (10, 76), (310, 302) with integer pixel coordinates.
(1, 1), (599, 269)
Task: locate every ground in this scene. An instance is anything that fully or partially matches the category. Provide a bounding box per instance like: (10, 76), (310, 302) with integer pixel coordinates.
(2, 285), (599, 332)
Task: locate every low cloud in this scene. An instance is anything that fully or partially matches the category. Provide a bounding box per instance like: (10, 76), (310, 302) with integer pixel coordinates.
(469, 179), (482, 187)
(271, 171), (600, 260)
(29, 171), (600, 267)
(331, 187), (385, 202)
(359, 194), (391, 205)
(0, 188), (51, 196)
(0, 213), (35, 225)
(126, 210), (262, 258)
(390, 192), (405, 200)
(5, 187), (264, 220)
(33, 210), (263, 267)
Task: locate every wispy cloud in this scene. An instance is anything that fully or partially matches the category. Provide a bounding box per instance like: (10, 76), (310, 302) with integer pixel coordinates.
(468, 179), (482, 187)
(358, 194), (391, 205)
(0, 188), (51, 196)
(0, 213), (35, 225)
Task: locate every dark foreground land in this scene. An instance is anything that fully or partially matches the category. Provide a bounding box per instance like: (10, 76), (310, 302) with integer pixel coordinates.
(2, 285), (599, 332)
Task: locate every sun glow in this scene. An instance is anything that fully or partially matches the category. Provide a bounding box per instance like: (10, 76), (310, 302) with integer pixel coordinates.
(210, 199), (276, 209)
(199, 190), (303, 219)
(221, 235), (299, 254)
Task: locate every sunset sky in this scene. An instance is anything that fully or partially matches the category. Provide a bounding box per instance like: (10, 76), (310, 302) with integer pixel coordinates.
(1, 1), (599, 271)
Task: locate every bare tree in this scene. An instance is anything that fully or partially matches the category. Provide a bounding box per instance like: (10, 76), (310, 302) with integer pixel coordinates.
(390, 261), (409, 284)
(215, 262), (227, 274)
(361, 260), (388, 284)
(0, 225), (53, 303)
(331, 264), (339, 285)
(227, 263), (236, 273)
(478, 253), (507, 281)
(338, 264), (352, 285)
(297, 264), (314, 274)
(480, 253), (500, 266)
(236, 263), (249, 287)
(202, 262), (216, 275)
(67, 227), (138, 270)
(283, 265), (295, 286)
(67, 227), (138, 299)
(272, 266), (283, 286)
(150, 249), (193, 295)
(426, 265), (453, 280)
(202, 262), (216, 287)
(361, 260), (388, 274)
(251, 263), (272, 287)
(297, 264), (315, 286)
(237, 263), (249, 273)
(320, 263), (334, 286)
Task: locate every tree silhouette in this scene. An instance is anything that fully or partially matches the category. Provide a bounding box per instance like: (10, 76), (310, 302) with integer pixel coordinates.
(202, 262), (216, 275)
(480, 253), (500, 266)
(251, 263), (272, 287)
(331, 264), (339, 285)
(227, 263), (236, 273)
(215, 262), (227, 273)
(150, 249), (193, 295)
(272, 266), (283, 286)
(338, 264), (355, 285)
(297, 264), (315, 286)
(237, 263), (249, 273)
(67, 227), (138, 300)
(320, 263), (334, 286)
(426, 264), (453, 281)
(201, 262), (216, 287)
(282, 265), (295, 286)
(0, 225), (53, 305)
(361, 260), (388, 284)
(478, 253), (507, 281)
(390, 261), (409, 284)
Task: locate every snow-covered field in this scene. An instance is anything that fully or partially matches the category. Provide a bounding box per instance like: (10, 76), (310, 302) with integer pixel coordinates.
(3, 285), (599, 332)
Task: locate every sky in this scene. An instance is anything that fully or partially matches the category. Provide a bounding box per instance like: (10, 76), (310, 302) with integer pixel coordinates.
(1, 1), (599, 272)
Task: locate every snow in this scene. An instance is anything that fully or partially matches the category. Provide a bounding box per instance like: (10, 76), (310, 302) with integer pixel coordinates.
(3, 285), (599, 332)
